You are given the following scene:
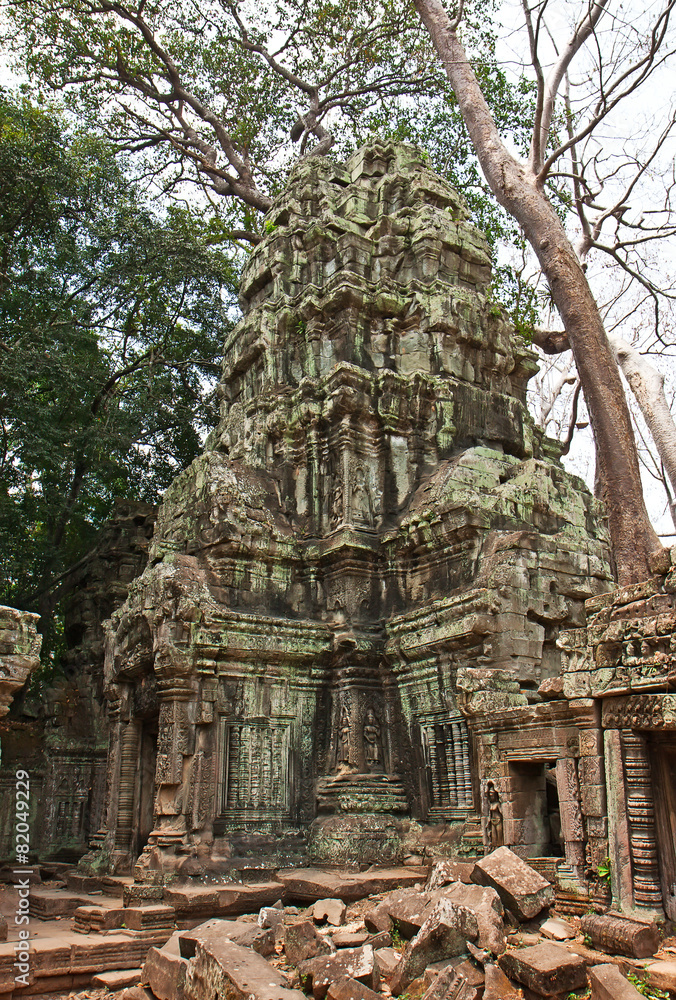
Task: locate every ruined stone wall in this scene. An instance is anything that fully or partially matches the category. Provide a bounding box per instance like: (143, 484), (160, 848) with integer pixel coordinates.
(0, 606), (41, 856)
(558, 566), (676, 919)
(0, 503), (155, 861)
(94, 143), (612, 877)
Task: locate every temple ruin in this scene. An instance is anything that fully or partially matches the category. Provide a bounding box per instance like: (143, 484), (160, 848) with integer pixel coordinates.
(2, 142), (676, 927)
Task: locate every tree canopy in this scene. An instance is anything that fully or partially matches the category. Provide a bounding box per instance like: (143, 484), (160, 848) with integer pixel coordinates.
(0, 90), (238, 650)
(3, 0), (676, 585)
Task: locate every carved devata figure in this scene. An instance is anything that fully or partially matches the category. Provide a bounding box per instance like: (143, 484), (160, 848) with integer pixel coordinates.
(338, 705), (351, 766)
(363, 708), (383, 770)
(483, 780), (504, 852)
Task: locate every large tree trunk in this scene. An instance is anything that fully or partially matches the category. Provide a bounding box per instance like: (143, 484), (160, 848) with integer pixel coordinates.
(610, 336), (676, 523)
(413, 0), (664, 584)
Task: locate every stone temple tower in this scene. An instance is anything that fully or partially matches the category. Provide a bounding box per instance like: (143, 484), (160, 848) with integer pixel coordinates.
(92, 143), (611, 875)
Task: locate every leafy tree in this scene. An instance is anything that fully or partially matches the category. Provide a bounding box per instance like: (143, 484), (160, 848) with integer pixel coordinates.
(4, 0), (676, 582)
(0, 91), (238, 651)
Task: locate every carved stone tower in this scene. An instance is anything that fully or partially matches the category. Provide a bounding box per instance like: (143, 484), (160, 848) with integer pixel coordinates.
(94, 143), (611, 874)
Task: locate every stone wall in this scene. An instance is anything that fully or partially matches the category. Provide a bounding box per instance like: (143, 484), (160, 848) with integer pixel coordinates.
(0, 503), (155, 860)
(559, 567), (676, 919)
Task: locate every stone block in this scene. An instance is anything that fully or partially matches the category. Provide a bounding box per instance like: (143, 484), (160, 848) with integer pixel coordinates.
(643, 961), (676, 994)
(426, 860), (474, 890)
(179, 917), (275, 958)
(580, 783), (607, 816)
(588, 963), (643, 999)
(436, 881), (506, 955)
(326, 976), (382, 1000)
(184, 937), (304, 1000)
(299, 945), (380, 1000)
(285, 920), (333, 965)
(471, 847), (553, 920)
(483, 964), (524, 999)
(312, 898), (347, 926)
(143, 937), (189, 1000)
(421, 966), (481, 999)
(373, 946), (400, 981)
(540, 917), (576, 941)
(331, 930), (369, 948)
(389, 892), (433, 938)
(390, 898), (479, 995)
(259, 905), (285, 928)
(498, 943), (586, 997)
(368, 930), (392, 949)
(578, 755), (604, 787)
(93, 969), (144, 990)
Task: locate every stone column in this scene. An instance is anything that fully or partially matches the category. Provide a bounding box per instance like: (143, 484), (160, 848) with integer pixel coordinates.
(621, 730), (662, 910)
(150, 680), (196, 855)
(114, 718), (141, 856)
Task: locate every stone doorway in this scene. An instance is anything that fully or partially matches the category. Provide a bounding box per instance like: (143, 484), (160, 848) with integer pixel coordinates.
(508, 761), (563, 857)
(649, 736), (676, 921)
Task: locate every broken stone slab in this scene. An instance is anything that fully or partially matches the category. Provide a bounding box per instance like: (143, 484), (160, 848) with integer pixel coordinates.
(471, 847), (553, 921)
(92, 968), (143, 989)
(540, 917), (576, 942)
(426, 861), (474, 891)
(331, 930), (369, 947)
(312, 898), (347, 926)
(326, 975), (382, 1000)
(276, 867), (428, 904)
(284, 920), (333, 964)
(580, 913), (659, 959)
(299, 944), (380, 1000)
(437, 881), (505, 956)
(184, 936), (305, 1000)
(179, 917), (276, 958)
(368, 930), (393, 949)
(421, 966), (481, 1000)
(30, 889), (91, 918)
(374, 946), (400, 981)
(499, 943), (586, 997)
(143, 935), (189, 1000)
(389, 890), (433, 938)
(588, 963), (643, 999)
(164, 880), (286, 919)
(259, 905), (286, 928)
(483, 964), (525, 999)
(390, 898), (479, 996)
(642, 961), (676, 995)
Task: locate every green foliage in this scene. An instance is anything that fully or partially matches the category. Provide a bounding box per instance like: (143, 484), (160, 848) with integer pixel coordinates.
(627, 971), (670, 998)
(0, 90), (238, 657)
(597, 857), (612, 883)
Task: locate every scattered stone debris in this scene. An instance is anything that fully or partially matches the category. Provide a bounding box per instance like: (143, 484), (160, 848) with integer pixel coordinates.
(1, 853), (675, 1000)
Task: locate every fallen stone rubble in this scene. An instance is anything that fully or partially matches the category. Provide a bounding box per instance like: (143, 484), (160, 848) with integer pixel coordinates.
(1, 851), (675, 1000)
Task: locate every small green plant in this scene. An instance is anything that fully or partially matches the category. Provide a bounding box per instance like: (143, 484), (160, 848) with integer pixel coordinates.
(582, 932), (592, 947)
(627, 971), (670, 998)
(264, 219), (277, 234)
(390, 925), (404, 950)
(597, 857), (612, 883)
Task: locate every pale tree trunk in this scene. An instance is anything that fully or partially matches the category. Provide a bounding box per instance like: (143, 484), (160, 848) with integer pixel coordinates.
(413, 0), (665, 584)
(609, 336), (676, 523)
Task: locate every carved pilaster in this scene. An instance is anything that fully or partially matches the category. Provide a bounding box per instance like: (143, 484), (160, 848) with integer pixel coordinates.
(621, 730), (662, 909)
(115, 719), (141, 854)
